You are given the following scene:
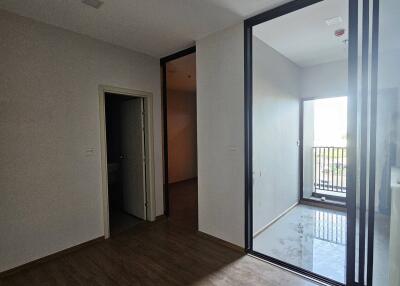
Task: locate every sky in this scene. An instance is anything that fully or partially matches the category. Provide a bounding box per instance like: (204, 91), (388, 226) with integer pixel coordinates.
(313, 96), (347, 147)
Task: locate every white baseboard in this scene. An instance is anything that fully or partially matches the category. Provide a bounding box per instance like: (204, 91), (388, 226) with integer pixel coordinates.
(253, 202), (298, 238)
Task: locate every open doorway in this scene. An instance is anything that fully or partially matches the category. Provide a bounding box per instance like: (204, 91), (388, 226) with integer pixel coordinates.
(162, 48), (198, 229)
(301, 96), (348, 205)
(104, 93), (146, 235)
(100, 86), (156, 238)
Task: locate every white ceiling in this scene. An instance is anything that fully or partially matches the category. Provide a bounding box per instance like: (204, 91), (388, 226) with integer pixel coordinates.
(0, 0), (290, 58)
(253, 0), (349, 67)
(167, 53), (196, 93)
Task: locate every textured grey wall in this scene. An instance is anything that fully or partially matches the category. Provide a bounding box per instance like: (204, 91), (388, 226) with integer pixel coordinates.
(196, 24), (245, 247)
(0, 10), (162, 272)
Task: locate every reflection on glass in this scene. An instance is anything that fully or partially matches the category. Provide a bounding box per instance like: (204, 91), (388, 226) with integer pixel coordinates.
(372, 1), (400, 285)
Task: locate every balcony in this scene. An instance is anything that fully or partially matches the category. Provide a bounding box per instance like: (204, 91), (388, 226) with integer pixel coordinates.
(312, 146), (347, 200)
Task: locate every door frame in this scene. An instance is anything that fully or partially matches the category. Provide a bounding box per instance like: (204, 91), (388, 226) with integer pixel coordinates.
(299, 96), (348, 208)
(244, 0), (355, 285)
(99, 85), (156, 239)
(160, 46), (196, 216)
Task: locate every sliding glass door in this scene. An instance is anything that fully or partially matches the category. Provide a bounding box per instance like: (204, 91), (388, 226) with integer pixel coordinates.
(349, 0), (400, 285)
(245, 0), (350, 284)
(245, 0), (399, 285)
(341, 1), (400, 284)
(369, 2), (400, 285)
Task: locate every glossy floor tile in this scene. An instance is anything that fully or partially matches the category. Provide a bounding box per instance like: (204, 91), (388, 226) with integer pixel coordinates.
(254, 205), (347, 283)
(253, 204), (390, 284)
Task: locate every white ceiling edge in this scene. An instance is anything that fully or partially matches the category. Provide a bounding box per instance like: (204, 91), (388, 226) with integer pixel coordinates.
(7, 9), (161, 64)
(0, 0), (296, 59)
(252, 0), (349, 68)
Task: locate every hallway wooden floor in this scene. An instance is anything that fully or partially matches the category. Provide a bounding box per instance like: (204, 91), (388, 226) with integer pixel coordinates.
(168, 178), (198, 230)
(0, 180), (321, 286)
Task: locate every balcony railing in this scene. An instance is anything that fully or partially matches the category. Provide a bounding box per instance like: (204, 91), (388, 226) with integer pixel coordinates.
(313, 146), (347, 197)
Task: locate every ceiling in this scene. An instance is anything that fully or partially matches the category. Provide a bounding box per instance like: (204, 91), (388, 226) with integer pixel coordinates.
(253, 0), (349, 67)
(0, 0), (290, 58)
(167, 53), (196, 93)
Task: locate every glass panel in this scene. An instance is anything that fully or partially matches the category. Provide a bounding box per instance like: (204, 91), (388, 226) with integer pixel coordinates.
(371, 0), (400, 285)
(251, 0), (349, 283)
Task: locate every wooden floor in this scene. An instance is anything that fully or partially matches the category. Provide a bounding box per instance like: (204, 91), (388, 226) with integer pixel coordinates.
(0, 179), (320, 286)
(168, 178), (198, 230)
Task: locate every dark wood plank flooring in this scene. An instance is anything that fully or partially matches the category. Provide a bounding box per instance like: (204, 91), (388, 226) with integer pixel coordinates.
(168, 178), (198, 230)
(0, 179), (320, 286)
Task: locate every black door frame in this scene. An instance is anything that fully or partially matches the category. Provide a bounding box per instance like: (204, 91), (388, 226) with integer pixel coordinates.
(243, 0), (368, 285)
(160, 46), (196, 216)
(366, 1), (379, 285)
(347, 1), (379, 285)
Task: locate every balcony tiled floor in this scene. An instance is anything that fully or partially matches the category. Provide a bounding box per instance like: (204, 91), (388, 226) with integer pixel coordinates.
(253, 204), (389, 284)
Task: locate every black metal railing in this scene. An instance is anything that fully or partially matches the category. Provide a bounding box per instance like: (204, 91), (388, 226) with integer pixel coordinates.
(313, 147), (347, 196)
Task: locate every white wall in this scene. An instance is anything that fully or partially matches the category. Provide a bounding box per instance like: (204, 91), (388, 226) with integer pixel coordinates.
(300, 60), (348, 99)
(252, 37), (300, 233)
(302, 101), (315, 199)
(0, 10), (163, 272)
(196, 23), (245, 247)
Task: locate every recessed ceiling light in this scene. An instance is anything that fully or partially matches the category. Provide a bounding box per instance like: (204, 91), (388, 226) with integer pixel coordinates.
(326, 16), (343, 26)
(82, 0), (104, 9)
